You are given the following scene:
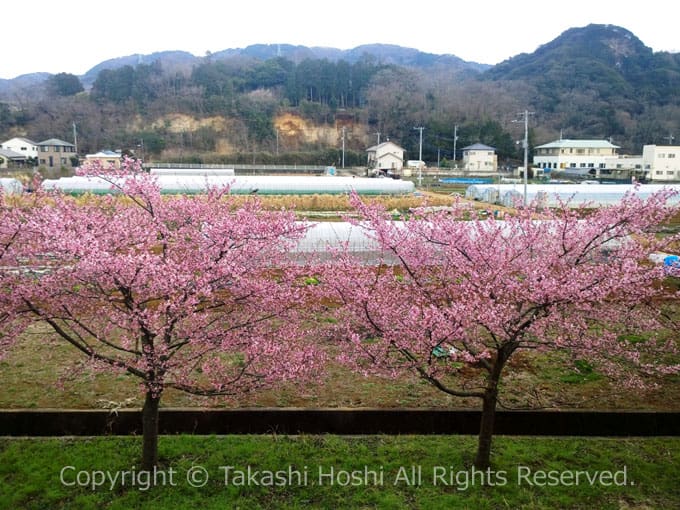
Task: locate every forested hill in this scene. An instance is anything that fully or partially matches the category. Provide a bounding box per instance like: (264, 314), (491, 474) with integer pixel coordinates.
(1, 25), (678, 165)
(486, 24), (680, 105)
(483, 24), (680, 144)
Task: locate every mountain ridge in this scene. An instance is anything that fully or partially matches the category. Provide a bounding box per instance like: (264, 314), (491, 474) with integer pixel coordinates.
(2, 42), (492, 88)
(1, 24), (678, 161)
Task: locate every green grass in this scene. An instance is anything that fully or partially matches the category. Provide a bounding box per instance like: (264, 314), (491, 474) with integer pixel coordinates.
(0, 435), (677, 509)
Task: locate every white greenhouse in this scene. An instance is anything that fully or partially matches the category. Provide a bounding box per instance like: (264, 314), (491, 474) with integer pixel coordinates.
(0, 178), (23, 195)
(466, 183), (680, 207)
(149, 168), (235, 176)
(41, 175), (415, 196)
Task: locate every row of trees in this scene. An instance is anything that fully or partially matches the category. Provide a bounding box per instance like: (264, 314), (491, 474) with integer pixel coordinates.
(2, 159), (679, 471)
(91, 56), (386, 111)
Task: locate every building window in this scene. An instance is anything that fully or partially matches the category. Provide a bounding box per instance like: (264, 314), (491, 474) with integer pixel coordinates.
(656, 171), (663, 175)
(599, 163), (606, 168)
(580, 163), (587, 168)
(659, 154), (666, 158)
(570, 163), (576, 168)
(669, 154), (676, 159)
(667, 171), (674, 176)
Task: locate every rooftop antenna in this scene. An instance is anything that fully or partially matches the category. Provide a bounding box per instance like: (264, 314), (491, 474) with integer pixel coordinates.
(664, 133), (675, 145)
(375, 132), (381, 144)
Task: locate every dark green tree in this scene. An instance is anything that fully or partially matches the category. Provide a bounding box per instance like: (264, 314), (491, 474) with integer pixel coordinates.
(46, 73), (84, 97)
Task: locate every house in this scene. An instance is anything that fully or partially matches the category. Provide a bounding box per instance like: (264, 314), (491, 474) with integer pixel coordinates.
(461, 143), (497, 173)
(643, 145), (680, 182)
(84, 150), (123, 169)
(533, 139), (619, 174)
(37, 138), (78, 169)
(0, 148), (29, 169)
(0, 137), (39, 160)
(366, 141), (405, 174)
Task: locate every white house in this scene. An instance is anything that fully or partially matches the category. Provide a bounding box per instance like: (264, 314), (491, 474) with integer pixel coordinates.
(643, 145), (680, 182)
(0, 137), (39, 160)
(366, 141), (405, 174)
(461, 143), (497, 173)
(533, 139), (619, 174)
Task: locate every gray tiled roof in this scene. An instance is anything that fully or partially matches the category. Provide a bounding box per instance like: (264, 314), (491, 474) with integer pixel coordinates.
(37, 138), (75, 147)
(462, 143), (496, 151)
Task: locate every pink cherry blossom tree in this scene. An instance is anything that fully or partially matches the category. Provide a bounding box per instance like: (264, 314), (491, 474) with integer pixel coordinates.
(0, 192), (29, 359)
(322, 192), (680, 468)
(8, 159), (325, 469)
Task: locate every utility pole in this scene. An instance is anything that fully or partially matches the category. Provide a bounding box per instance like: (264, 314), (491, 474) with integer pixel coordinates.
(375, 132), (381, 145)
(414, 126), (424, 187)
(453, 124), (458, 168)
(665, 133), (675, 145)
(513, 110), (534, 206)
(72, 122), (78, 155)
(341, 126), (346, 169)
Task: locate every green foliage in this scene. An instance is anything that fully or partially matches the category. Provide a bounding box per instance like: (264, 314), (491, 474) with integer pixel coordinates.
(133, 131), (166, 155)
(45, 73), (84, 97)
(458, 119), (517, 160)
(560, 360), (602, 384)
(90, 63), (159, 105)
(617, 333), (649, 345)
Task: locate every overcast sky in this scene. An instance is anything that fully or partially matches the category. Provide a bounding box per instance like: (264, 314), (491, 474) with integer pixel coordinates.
(2, 0), (678, 79)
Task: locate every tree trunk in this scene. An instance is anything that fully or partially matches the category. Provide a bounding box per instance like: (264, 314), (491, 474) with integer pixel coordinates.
(142, 390), (161, 471)
(474, 386), (499, 469)
(473, 356), (507, 469)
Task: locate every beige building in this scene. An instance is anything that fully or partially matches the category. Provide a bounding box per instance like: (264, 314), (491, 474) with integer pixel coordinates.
(462, 143), (497, 173)
(366, 141), (405, 174)
(37, 138), (78, 170)
(84, 150), (123, 169)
